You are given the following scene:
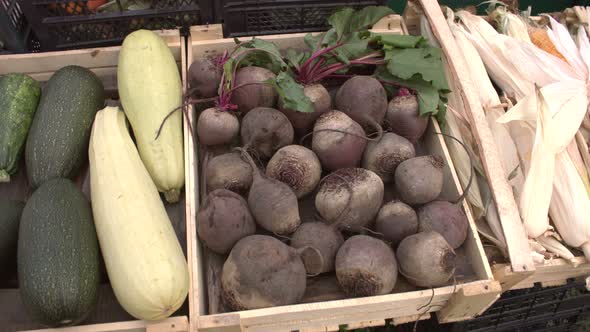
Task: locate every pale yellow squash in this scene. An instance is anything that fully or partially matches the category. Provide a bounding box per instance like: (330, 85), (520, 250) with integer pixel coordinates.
(89, 106), (189, 320)
(118, 29), (184, 203)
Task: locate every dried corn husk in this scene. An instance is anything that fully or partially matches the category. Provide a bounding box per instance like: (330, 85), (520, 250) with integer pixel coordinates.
(422, 13), (486, 217)
(457, 11), (533, 99)
(550, 150), (590, 260)
(493, 7), (532, 43)
(448, 12), (525, 199)
(537, 234), (578, 266)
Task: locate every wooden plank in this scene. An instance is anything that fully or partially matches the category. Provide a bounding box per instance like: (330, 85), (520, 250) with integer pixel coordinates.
(196, 281), (495, 331)
(494, 258), (590, 291)
(24, 317), (188, 332)
(437, 281), (502, 323)
(184, 33), (203, 332)
(0, 30), (181, 75)
(417, 0), (535, 274)
(189, 24), (224, 41)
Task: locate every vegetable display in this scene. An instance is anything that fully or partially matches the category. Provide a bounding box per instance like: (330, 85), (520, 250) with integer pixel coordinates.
(190, 6), (473, 312)
(118, 29), (185, 203)
(0, 74), (40, 182)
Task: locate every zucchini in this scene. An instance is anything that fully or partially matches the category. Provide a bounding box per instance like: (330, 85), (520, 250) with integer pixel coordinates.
(89, 106), (188, 320)
(18, 178), (99, 326)
(25, 65), (104, 189)
(118, 30), (184, 203)
(0, 74), (41, 182)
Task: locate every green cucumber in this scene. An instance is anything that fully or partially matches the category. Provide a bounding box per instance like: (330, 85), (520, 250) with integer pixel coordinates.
(18, 178), (100, 327)
(0, 73), (41, 182)
(25, 66), (104, 189)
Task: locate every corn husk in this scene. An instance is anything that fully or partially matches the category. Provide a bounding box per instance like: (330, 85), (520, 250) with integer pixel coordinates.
(456, 11), (533, 99)
(423, 13), (486, 217)
(448, 12), (525, 199)
(494, 7), (532, 43)
(550, 150), (590, 260)
(537, 234), (578, 266)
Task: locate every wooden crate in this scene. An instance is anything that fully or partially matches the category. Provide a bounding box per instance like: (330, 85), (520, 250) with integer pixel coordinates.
(411, 0), (590, 291)
(185, 16), (501, 332)
(0, 30), (190, 332)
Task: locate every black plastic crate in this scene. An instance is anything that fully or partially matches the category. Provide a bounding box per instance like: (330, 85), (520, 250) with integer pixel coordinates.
(220, 0), (388, 37)
(451, 280), (590, 332)
(20, 0), (214, 51)
(0, 0), (40, 53)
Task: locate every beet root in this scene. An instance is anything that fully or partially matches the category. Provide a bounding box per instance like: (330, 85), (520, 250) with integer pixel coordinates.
(221, 235), (306, 310)
(375, 200), (418, 246)
(418, 200), (468, 249)
(312, 111), (367, 171)
(231, 66), (277, 113)
(196, 189), (256, 254)
(386, 94), (429, 143)
(279, 83), (331, 135)
(241, 107), (294, 159)
(188, 58), (222, 98)
(362, 132), (415, 183)
(396, 231), (456, 288)
(315, 168), (384, 231)
(335, 235), (398, 297)
(335, 76), (388, 138)
(206, 152), (253, 196)
(290, 222), (344, 274)
(197, 107), (239, 146)
(394, 155), (444, 205)
(241, 150), (301, 234)
(266, 145), (322, 198)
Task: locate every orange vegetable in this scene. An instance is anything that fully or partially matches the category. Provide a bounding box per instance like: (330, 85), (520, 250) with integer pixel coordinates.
(528, 26), (569, 64)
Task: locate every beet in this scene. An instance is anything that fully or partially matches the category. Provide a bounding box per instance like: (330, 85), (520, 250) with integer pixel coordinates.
(279, 84), (331, 135)
(266, 145), (321, 198)
(196, 107), (239, 146)
(418, 200), (468, 249)
(188, 58), (222, 98)
(290, 222), (344, 274)
(315, 168), (384, 231)
(231, 66), (277, 113)
(311, 111), (367, 171)
(221, 235), (306, 310)
(394, 155), (444, 205)
(241, 150), (300, 235)
(206, 152), (253, 196)
(375, 200), (418, 246)
(396, 231), (456, 288)
(362, 132), (415, 183)
(335, 235), (398, 297)
(196, 189), (256, 254)
(386, 94), (429, 143)
(241, 107), (294, 159)
(335, 76), (388, 138)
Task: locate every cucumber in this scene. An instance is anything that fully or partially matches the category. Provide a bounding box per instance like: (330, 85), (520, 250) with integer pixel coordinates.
(18, 178), (99, 327)
(25, 66), (104, 189)
(0, 74), (41, 182)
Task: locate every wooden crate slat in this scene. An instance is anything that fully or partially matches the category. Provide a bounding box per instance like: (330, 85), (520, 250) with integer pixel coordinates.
(416, 0), (535, 274)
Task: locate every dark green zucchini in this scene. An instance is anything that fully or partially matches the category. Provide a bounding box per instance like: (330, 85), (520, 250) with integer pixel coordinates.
(18, 178), (99, 327)
(25, 66), (104, 189)
(0, 73), (41, 182)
